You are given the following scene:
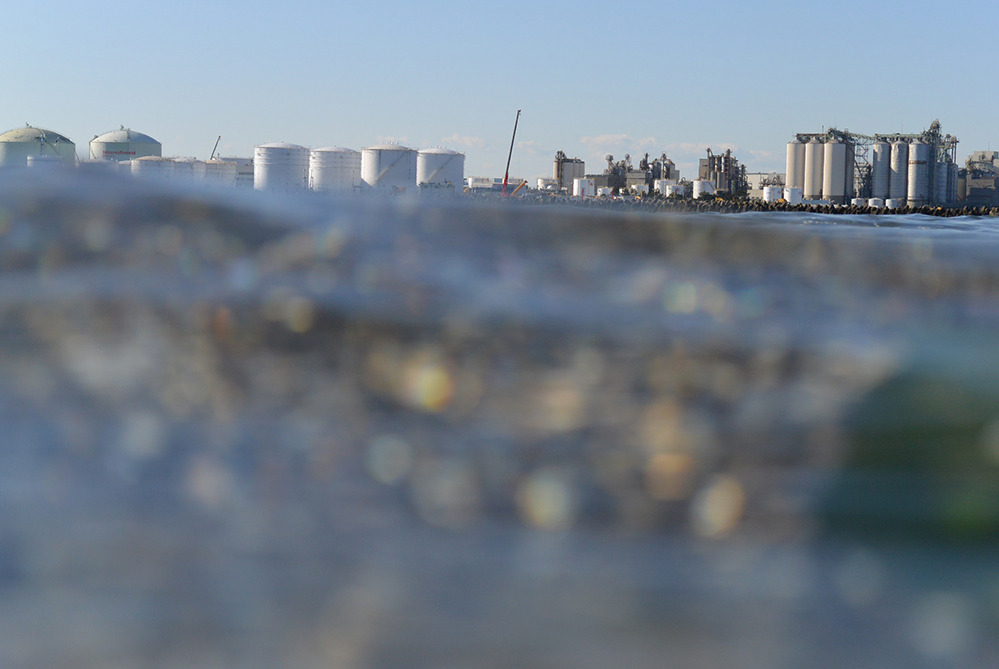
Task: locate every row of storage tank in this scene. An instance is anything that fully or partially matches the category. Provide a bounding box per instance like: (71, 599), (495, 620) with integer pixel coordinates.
(0, 125), (465, 193)
(786, 137), (957, 205)
(763, 185), (917, 208)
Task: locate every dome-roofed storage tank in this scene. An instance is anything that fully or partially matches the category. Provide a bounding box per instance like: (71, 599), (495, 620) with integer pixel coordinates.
(872, 141), (890, 200)
(309, 147), (361, 193)
(0, 125), (76, 168)
(417, 147), (465, 190)
(785, 138), (805, 190)
(361, 144), (417, 192)
(822, 137), (847, 204)
(89, 126), (161, 162)
(254, 143), (309, 192)
(803, 137), (824, 200)
(889, 141), (909, 201)
(907, 140), (929, 207)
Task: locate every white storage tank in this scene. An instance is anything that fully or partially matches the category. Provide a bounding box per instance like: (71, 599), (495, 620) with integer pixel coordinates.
(762, 185), (781, 202)
(216, 156), (254, 187)
(871, 141), (890, 200)
(596, 187), (613, 197)
(907, 140), (929, 206)
(416, 147), (464, 189)
(653, 178), (676, 194)
(803, 137), (824, 200)
(785, 139), (806, 190)
(89, 126), (161, 162)
(783, 187), (803, 205)
(203, 159), (238, 186)
(889, 141), (909, 200)
(309, 147), (361, 193)
(172, 157), (206, 182)
(692, 180), (715, 199)
(868, 198), (886, 208)
(131, 156), (175, 179)
(254, 143), (309, 192)
(573, 178), (596, 197)
(885, 198), (904, 209)
(537, 177), (558, 191)
(27, 155), (64, 170)
(0, 125), (76, 168)
(851, 197), (867, 206)
(822, 137), (847, 204)
(361, 144), (417, 191)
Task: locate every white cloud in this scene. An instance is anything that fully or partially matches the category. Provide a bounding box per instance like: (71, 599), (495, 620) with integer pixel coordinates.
(441, 134), (486, 150)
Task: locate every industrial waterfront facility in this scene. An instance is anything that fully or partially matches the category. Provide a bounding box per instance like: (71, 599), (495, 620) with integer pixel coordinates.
(5, 118), (999, 207)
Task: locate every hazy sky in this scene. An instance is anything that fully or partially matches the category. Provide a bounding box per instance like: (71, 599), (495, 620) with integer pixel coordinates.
(4, 0), (994, 180)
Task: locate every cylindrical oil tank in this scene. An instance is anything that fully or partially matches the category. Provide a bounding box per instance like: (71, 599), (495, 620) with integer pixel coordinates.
(89, 127), (161, 162)
(653, 178), (676, 194)
(416, 147), (464, 189)
(203, 159), (238, 186)
(822, 137), (847, 204)
(783, 187), (803, 205)
(0, 125), (76, 168)
(254, 143), (309, 192)
(310, 147), (361, 193)
(665, 183), (685, 197)
(172, 158), (206, 181)
(868, 198), (886, 208)
(361, 144), (417, 191)
(692, 180), (715, 199)
(885, 198), (904, 209)
(850, 198), (866, 206)
(27, 155), (64, 170)
(803, 137), (824, 200)
(762, 185), (780, 202)
(573, 178), (595, 197)
(131, 156), (175, 179)
(785, 139), (806, 190)
(907, 140), (929, 206)
(871, 141), (891, 200)
(890, 141), (909, 200)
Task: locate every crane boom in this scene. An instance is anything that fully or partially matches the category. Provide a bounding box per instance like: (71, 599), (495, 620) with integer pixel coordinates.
(502, 109), (521, 195)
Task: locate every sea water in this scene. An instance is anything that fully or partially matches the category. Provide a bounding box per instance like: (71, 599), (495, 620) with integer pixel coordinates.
(0, 168), (997, 667)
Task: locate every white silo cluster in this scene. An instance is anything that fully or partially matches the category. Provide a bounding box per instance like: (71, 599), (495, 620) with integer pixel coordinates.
(786, 122), (959, 206)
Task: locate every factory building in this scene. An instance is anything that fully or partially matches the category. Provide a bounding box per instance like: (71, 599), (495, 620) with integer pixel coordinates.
(786, 120), (958, 205)
(89, 126), (161, 162)
(0, 125), (76, 168)
(959, 151), (999, 206)
(697, 148), (747, 195)
(579, 152), (679, 194)
(554, 151), (584, 192)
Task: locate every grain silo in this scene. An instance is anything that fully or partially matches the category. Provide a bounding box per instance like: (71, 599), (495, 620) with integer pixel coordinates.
(871, 141), (890, 200)
(361, 144), (417, 191)
(417, 147), (465, 188)
(822, 137), (847, 204)
(907, 140), (929, 206)
(785, 138), (805, 190)
(309, 147), (361, 193)
(803, 137), (824, 200)
(89, 126), (161, 162)
(254, 143), (309, 192)
(0, 125), (76, 168)
(889, 141), (909, 201)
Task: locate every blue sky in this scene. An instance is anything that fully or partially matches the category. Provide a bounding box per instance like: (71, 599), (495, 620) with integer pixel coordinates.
(4, 0), (995, 180)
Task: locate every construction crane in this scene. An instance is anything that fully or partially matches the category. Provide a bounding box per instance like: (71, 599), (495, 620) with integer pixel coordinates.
(502, 109), (521, 196)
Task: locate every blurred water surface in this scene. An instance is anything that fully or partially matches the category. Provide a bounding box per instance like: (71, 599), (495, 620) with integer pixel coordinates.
(0, 170), (998, 667)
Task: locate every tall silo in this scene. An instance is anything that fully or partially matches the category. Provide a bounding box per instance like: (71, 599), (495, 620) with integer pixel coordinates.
(254, 143), (309, 192)
(933, 161), (948, 204)
(889, 141), (908, 201)
(89, 127), (161, 162)
(803, 137), (824, 200)
(309, 147), (361, 193)
(907, 140), (929, 206)
(417, 147), (465, 188)
(361, 144), (417, 191)
(947, 162), (958, 204)
(785, 139), (805, 190)
(871, 141), (890, 200)
(0, 125), (76, 168)
(822, 137), (847, 204)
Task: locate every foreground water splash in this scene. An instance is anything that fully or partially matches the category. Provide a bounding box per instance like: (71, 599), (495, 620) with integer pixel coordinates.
(0, 170), (998, 667)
